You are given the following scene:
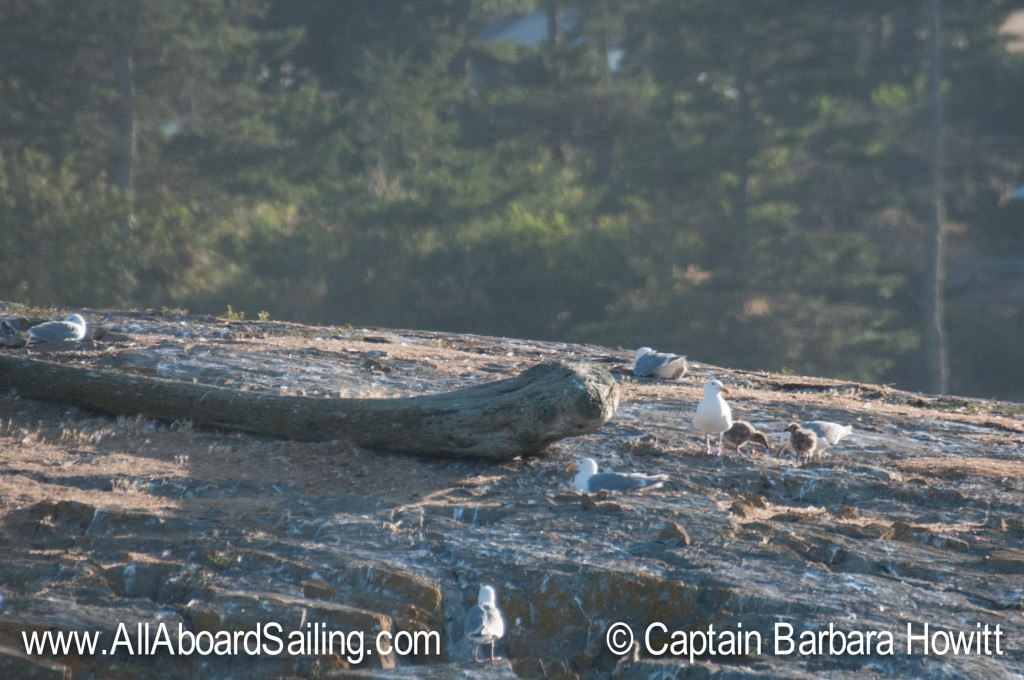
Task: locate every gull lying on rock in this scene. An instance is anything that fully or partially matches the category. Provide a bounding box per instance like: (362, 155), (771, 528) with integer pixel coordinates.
(693, 379), (733, 456)
(567, 457), (668, 493)
(722, 421), (771, 455)
(633, 347), (688, 380)
(28, 314), (88, 344)
(465, 585), (505, 662)
(775, 420), (853, 461)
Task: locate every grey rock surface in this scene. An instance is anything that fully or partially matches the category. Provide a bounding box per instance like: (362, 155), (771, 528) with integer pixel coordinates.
(0, 307), (1022, 679)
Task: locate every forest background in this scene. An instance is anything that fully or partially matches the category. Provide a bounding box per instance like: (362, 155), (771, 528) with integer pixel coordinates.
(2, 0), (1023, 401)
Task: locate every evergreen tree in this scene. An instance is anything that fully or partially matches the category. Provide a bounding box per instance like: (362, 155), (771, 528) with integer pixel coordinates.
(2, 0), (1023, 397)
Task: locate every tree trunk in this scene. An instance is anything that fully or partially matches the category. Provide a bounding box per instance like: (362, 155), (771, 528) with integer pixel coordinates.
(924, 0), (950, 394)
(546, 0), (562, 49)
(0, 356), (619, 460)
(734, 48), (752, 232)
(115, 47), (136, 196)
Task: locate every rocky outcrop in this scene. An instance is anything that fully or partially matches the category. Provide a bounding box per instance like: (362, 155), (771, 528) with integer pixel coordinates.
(0, 307), (1022, 679)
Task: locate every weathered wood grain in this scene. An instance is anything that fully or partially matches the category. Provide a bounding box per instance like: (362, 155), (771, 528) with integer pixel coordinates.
(0, 355), (618, 459)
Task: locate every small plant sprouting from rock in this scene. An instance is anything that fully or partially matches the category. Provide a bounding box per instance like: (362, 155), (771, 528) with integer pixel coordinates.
(271, 328), (318, 340)
(207, 443), (234, 460)
(116, 414), (143, 436)
(0, 418), (19, 439)
(257, 310), (271, 322)
(1, 302), (57, 318)
(222, 305), (245, 321)
(206, 550), (236, 569)
(112, 477), (150, 495)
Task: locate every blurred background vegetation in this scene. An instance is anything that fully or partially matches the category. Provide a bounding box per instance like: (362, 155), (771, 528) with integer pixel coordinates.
(1, 0), (1023, 400)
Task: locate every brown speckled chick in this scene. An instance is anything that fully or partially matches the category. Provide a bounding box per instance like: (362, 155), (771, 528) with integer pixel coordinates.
(784, 423), (818, 461)
(722, 421), (771, 455)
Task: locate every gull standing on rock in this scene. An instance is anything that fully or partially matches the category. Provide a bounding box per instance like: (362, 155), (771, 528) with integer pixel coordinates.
(693, 379), (733, 456)
(633, 347), (688, 380)
(775, 421), (852, 460)
(27, 314), (88, 344)
(567, 457), (668, 493)
(465, 584), (505, 662)
(722, 421), (771, 455)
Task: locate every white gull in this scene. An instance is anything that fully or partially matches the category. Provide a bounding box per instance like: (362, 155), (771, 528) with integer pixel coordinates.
(633, 347), (688, 380)
(28, 314), (88, 344)
(693, 379), (733, 456)
(567, 457), (667, 493)
(465, 584), (505, 662)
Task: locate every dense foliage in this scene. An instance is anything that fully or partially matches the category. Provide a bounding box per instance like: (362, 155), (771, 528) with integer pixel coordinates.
(2, 0), (1023, 398)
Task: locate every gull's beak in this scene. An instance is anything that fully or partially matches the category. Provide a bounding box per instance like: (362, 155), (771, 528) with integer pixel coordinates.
(721, 387), (731, 394)
(566, 464), (578, 473)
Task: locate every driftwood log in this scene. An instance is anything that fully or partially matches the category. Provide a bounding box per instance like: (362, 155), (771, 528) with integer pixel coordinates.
(0, 354), (619, 460)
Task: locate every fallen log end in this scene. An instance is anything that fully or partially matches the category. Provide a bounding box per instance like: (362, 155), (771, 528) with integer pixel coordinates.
(511, 361), (620, 455)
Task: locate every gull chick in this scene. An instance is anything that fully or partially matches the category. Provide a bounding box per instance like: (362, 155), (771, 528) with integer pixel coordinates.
(775, 421), (853, 460)
(782, 423), (818, 461)
(567, 457), (668, 493)
(633, 347), (688, 380)
(693, 379), (733, 456)
(722, 421), (771, 455)
(465, 585), (505, 662)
